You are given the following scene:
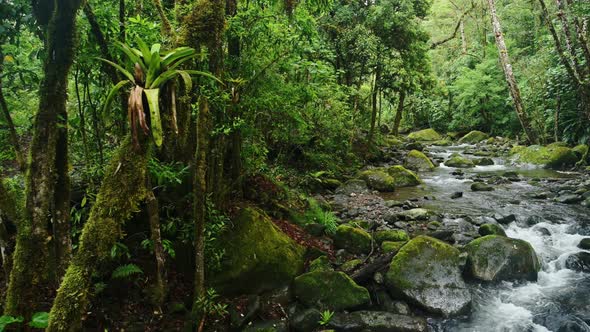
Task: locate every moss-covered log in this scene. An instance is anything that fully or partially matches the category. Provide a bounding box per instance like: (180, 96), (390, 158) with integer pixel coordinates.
(47, 138), (151, 331)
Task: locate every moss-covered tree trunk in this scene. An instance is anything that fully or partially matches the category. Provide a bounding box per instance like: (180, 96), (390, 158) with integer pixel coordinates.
(146, 185), (167, 307)
(392, 90), (406, 136)
(4, 0), (81, 318)
(0, 47), (24, 171)
(47, 138), (151, 331)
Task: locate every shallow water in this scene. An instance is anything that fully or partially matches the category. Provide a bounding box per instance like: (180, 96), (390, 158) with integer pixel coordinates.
(389, 145), (590, 332)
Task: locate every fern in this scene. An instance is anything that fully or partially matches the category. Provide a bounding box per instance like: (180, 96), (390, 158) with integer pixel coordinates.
(111, 264), (143, 279)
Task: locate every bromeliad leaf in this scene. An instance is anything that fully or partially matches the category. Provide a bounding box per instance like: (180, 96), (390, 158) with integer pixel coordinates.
(103, 80), (132, 114)
(97, 58), (135, 83)
(144, 89), (163, 147)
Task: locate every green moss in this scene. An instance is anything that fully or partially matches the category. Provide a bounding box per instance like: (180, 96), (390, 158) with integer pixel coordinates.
(384, 136), (403, 147)
(510, 145), (578, 169)
(478, 224), (506, 237)
(432, 139), (452, 146)
(358, 169), (395, 192)
(374, 230), (409, 244)
(214, 208), (305, 294)
(408, 129), (442, 141)
(333, 225), (372, 254)
(309, 256), (333, 272)
(458, 131), (489, 144)
(381, 241), (406, 253)
(404, 150), (435, 172)
(445, 153), (474, 168)
(293, 271), (370, 311)
(340, 259), (363, 272)
(386, 166), (421, 187)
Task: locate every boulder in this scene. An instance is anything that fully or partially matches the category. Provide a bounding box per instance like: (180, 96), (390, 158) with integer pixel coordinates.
(471, 182), (494, 192)
(464, 235), (540, 282)
(404, 150), (436, 172)
(510, 145), (578, 170)
(386, 165), (421, 187)
(478, 224), (506, 237)
(408, 128), (442, 141)
(451, 192), (463, 199)
(333, 225), (372, 254)
(290, 308), (321, 332)
(328, 311), (428, 332)
(385, 236), (472, 316)
(493, 213), (516, 224)
(293, 271), (371, 311)
(308, 256), (333, 272)
(572, 144), (589, 160)
(474, 157), (494, 166)
(381, 241), (407, 253)
(445, 153), (475, 168)
(458, 130), (489, 144)
(400, 208), (430, 221)
(358, 169), (395, 192)
(565, 252), (590, 273)
(214, 208), (305, 294)
(578, 238), (590, 250)
(340, 259), (363, 273)
(374, 229), (409, 244)
(555, 194), (583, 204)
(432, 139), (453, 146)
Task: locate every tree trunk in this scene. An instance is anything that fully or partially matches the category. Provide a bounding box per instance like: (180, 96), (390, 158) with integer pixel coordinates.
(487, 0), (537, 143)
(48, 138), (151, 331)
(4, 0), (81, 318)
(146, 185), (167, 307)
(153, 0), (174, 38)
(368, 66), (380, 146)
(460, 20), (467, 53)
(0, 179), (20, 286)
(392, 90), (406, 136)
(0, 47), (25, 171)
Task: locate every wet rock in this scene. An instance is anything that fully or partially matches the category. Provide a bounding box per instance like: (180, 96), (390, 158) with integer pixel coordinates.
(565, 252), (590, 273)
(451, 191), (463, 199)
(333, 225), (372, 254)
(510, 145), (578, 170)
(479, 224), (506, 237)
(385, 236), (472, 316)
(386, 165), (422, 187)
(557, 320), (589, 332)
(293, 271), (370, 311)
(384, 199), (404, 208)
(433, 138), (453, 146)
(529, 192), (549, 199)
(404, 142), (424, 151)
(446, 153), (475, 168)
(471, 182), (494, 192)
(525, 215), (544, 226)
(536, 227), (551, 236)
(408, 128), (442, 141)
(555, 194), (583, 204)
(400, 208), (430, 221)
(328, 311), (428, 332)
(474, 157), (494, 166)
(493, 213), (517, 224)
(374, 229), (409, 243)
(427, 221), (441, 230)
(404, 150), (436, 172)
(578, 238), (590, 250)
(375, 291), (411, 315)
(290, 308), (321, 332)
(459, 130), (489, 144)
(358, 169), (396, 192)
(503, 171), (519, 178)
(428, 230), (455, 243)
(452, 170), (464, 176)
(465, 235), (541, 282)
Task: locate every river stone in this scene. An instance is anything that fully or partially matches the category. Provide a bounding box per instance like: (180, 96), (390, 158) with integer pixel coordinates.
(375, 291), (412, 315)
(381, 241), (406, 253)
(290, 308), (321, 332)
(572, 144), (589, 160)
(451, 191), (463, 199)
(471, 182), (494, 192)
(335, 179), (369, 195)
(493, 213), (516, 224)
(525, 215), (544, 226)
(404, 150), (436, 172)
(474, 157), (494, 166)
(478, 223), (506, 237)
(214, 208), (305, 294)
(464, 235), (541, 282)
(510, 145), (578, 170)
(400, 208), (430, 221)
(328, 311), (428, 332)
(333, 225), (372, 254)
(374, 229), (409, 244)
(446, 153), (475, 168)
(408, 128), (441, 141)
(386, 165), (422, 187)
(565, 252), (590, 273)
(578, 238), (590, 250)
(404, 141), (424, 151)
(358, 169), (396, 192)
(555, 194), (583, 204)
(385, 236), (472, 317)
(459, 130), (489, 144)
(293, 271), (370, 311)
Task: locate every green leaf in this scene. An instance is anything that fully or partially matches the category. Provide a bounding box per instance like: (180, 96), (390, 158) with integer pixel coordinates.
(162, 47), (197, 67)
(135, 37), (152, 66)
(144, 89), (163, 146)
(81, 196), (87, 208)
(177, 70), (193, 93)
(0, 315), (23, 332)
(102, 80), (132, 114)
(29, 312), (49, 329)
(111, 264), (144, 279)
(149, 69), (181, 89)
(145, 49), (161, 88)
(115, 42), (146, 73)
(184, 70), (224, 85)
(97, 58), (135, 82)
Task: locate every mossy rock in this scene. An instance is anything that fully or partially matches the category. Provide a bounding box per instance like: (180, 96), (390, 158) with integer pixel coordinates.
(458, 131), (489, 144)
(309, 256), (333, 272)
(375, 230), (409, 244)
(358, 169), (395, 192)
(573, 144), (589, 161)
(510, 145), (578, 170)
(471, 182), (494, 192)
(293, 271), (370, 311)
(384, 136), (404, 148)
(385, 166), (422, 187)
(333, 225), (372, 254)
(381, 241), (407, 253)
(445, 153), (475, 168)
(404, 150), (435, 172)
(384, 236), (471, 316)
(432, 139), (453, 146)
(340, 259), (363, 273)
(408, 128), (442, 141)
(213, 208), (305, 294)
(478, 224), (506, 237)
(464, 235), (540, 282)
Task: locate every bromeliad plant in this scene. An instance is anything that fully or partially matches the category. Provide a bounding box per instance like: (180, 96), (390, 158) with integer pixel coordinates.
(100, 37), (220, 147)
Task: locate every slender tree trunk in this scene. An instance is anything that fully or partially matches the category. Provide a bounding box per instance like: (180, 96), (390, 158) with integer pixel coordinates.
(368, 66), (380, 146)
(74, 68), (91, 173)
(83, 2), (119, 84)
(4, 0), (81, 318)
(460, 20), (467, 54)
(0, 179), (20, 286)
(392, 90), (406, 136)
(153, 0), (174, 38)
(48, 138), (151, 331)
(146, 184), (167, 307)
(555, 94), (561, 142)
(0, 47), (24, 171)
(487, 0), (537, 143)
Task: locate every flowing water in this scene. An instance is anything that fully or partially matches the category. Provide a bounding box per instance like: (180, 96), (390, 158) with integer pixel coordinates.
(388, 145), (590, 332)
